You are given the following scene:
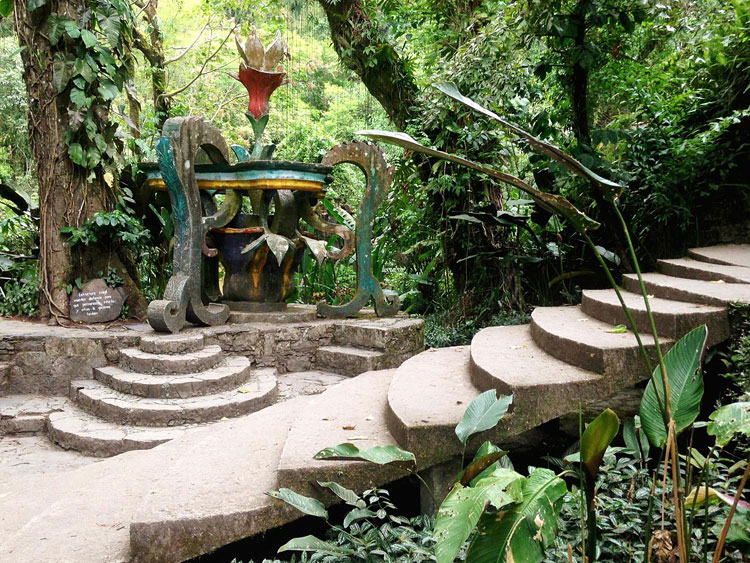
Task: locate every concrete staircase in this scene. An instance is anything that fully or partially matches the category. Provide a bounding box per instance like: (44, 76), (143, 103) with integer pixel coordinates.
(1, 244), (749, 562)
(46, 333), (279, 456)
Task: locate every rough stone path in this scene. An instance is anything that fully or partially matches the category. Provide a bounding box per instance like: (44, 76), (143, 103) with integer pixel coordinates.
(0, 243), (748, 562)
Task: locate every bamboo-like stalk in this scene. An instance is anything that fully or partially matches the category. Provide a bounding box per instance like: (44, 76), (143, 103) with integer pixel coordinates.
(712, 460), (750, 562)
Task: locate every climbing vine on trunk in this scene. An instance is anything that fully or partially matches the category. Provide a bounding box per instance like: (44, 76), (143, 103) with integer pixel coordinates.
(10, 0), (146, 321)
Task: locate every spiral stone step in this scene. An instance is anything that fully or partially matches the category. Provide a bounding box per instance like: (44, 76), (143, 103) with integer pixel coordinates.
(93, 356), (255, 399)
(119, 345), (223, 375)
(657, 258), (750, 284)
(139, 332), (205, 355)
(315, 345), (385, 377)
(70, 372), (277, 426)
(688, 244), (750, 268)
(386, 346), (507, 464)
(47, 407), (184, 457)
(276, 369), (408, 497)
(581, 289), (729, 346)
(530, 306), (669, 380)
(469, 325), (606, 431)
(622, 273), (750, 307)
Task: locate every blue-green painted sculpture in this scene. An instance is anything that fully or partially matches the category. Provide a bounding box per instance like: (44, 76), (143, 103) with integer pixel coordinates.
(317, 142), (400, 318)
(147, 117), (240, 332)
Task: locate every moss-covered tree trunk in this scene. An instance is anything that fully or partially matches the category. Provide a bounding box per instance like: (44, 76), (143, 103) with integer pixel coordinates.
(12, 0), (146, 322)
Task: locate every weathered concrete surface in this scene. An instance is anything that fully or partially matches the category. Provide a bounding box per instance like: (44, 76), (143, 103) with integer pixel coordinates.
(470, 325), (606, 430)
(657, 258), (750, 284)
(622, 273), (750, 307)
(119, 345), (224, 375)
(277, 369), (411, 498)
(139, 333), (205, 355)
(0, 395), (67, 434)
(315, 344), (385, 376)
(530, 306), (670, 379)
(0, 397), (309, 563)
(581, 288), (729, 345)
(688, 244), (750, 268)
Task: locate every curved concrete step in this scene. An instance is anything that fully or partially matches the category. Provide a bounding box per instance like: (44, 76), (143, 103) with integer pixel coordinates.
(47, 408), (184, 457)
(277, 369), (408, 497)
(71, 372), (278, 426)
(93, 357), (254, 399)
(119, 345), (223, 375)
(386, 346), (522, 465)
(469, 326), (606, 431)
(315, 345), (385, 377)
(530, 306), (669, 380)
(688, 244), (750, 268)
(622, 273), (750, 306)
(139, 333), (205, 355)
(657, 258), (750, 284)
(581, 289), (729, 346)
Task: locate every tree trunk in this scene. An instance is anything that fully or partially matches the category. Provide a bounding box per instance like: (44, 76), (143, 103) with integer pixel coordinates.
(317, 0), (421, 130)
(13, 0), (146, 322)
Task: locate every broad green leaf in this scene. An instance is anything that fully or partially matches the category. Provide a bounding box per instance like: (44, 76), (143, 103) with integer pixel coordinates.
(266, 488), (327, 518)
(640, 325), (708, 448)
(80, 29), (97, 48)
(317, 481), (366, 508)
(62, 19), (80, 39)
(434, 484), (490, 563)
(455, 390), (513, 446)
(434, 468), (524, 563)
(278, 535), (354, 555)
(69, 88), (89, 108)
(97, 81), (119, 101)
(466, 467), (567, 563)
(68, 143), (86, 166)
(0, 0), (12, 17)
(357, 130), (600, 232)
(580, 408), (620, 479)
(343, 507), (376, 528)
(314, 443), (416, 465)
(433, 82), (624, 201)
(707, 401), (750, 447)
(606, 324), (628, 333)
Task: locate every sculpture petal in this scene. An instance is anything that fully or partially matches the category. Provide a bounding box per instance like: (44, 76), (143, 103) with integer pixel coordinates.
(244, 28), (265, 70)
(263, 30), (286, 71)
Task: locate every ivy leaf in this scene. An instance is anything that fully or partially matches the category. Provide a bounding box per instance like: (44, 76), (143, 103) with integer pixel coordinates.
(80, 29), (97, 48)
(68, 143), (86, 166)
(69, 88), (89, 108)
(62, 19), (80, 39)
(98, 81), (120, 101)
(47, 14), (63, 45)
(87, 147), (101, 168)
(0, 0), (12, 17)
(52, 55), (73, 93)
(97, 11), (122, 46)
(75, 58), (96, 82)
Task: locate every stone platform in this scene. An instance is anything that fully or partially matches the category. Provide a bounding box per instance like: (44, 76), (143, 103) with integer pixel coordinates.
(0, 244), (748, 562)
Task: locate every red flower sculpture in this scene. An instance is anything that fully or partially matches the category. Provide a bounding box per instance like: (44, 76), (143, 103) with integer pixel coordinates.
(232, 29), (287, 120)
(236, 66), (285, 120)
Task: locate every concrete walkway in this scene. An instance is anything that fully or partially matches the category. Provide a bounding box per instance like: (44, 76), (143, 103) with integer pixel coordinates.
(1, 243), (748, 562)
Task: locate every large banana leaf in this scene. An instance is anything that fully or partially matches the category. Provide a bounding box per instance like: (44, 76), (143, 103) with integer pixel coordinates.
(357, 129), (600, 232)
(434, 467), (524, 563)
(640, 325), (708, 448)
(465, 467), (567, 562)
(432, 82), (624, 201)
(455, 389), (513, 446)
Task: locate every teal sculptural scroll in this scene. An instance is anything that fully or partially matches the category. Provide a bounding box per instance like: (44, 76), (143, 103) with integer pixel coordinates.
(316, 141), (400, 318)
(148, 117), (240, 332)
